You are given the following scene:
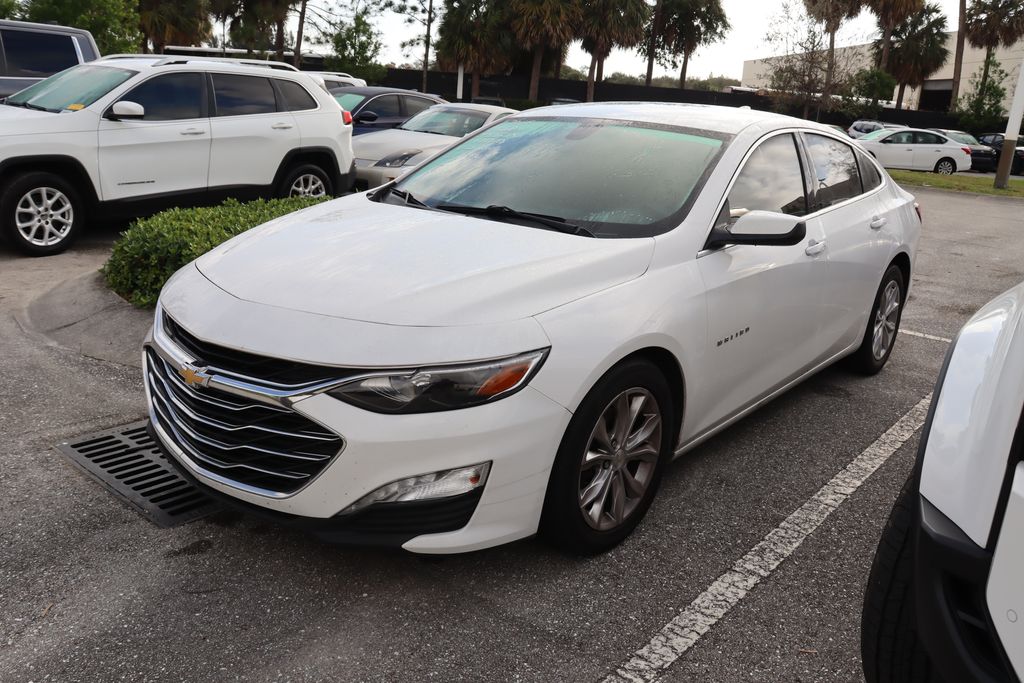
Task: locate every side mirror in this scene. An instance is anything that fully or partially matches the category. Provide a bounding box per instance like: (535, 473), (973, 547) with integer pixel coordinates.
(880, 137), (893, 144)
(706, 210), (806, 249)
(107, 100), (145, 121)
(356, 110), (379, 123)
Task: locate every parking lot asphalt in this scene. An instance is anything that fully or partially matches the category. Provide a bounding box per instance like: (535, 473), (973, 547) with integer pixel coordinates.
(1, 187), (1022, 682)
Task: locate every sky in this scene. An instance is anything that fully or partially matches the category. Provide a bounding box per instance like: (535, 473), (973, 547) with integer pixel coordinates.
(354, 0), (965, 82)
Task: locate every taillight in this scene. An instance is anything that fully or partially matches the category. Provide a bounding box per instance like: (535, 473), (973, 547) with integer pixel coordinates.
(914, 202), (922, 223)
(342, 110), (352, 125)
(962, 146), (972, 155)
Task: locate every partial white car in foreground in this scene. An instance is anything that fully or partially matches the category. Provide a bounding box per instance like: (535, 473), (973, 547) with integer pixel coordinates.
(144, 103), (920, 554)
(857, 127), (973, 174)
(352, 103), (515, 187)
(863, 282), (1024, 682)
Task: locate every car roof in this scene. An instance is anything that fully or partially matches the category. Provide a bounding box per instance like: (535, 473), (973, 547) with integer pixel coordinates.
(339, 86), (443, 97)
(95, 54), (306, 77)
(428, 103), (516, 115)
(0, 18), (93, 37)
(511, 102), (797, 135)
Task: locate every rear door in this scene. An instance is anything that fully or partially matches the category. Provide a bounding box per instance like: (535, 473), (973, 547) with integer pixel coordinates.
(97, 72), (211, 201)
(208, 72), (298, 191)
(911, 131), (948, 171)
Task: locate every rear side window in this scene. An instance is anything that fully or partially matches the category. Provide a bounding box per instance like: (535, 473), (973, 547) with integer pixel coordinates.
(365, 94), (400, 117)
(277, 79), (317, 111)
(122, 73), (203, 120)
(212, 74), (277, 116)
(888, 131), (914, 144)
(914, 132), (944, 144)
(727, 133), (808, 218)
(803, 133), (862, 209)
(403, 96), (434, 116)
(1, 29), (79, 78)
(858, 152), (883, 191)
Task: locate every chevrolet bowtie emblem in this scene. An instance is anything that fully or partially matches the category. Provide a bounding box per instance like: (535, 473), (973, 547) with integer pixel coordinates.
(178, 363), (211, 388)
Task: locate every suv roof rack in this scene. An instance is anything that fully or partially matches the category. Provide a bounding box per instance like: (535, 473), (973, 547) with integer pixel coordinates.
(98, 54), (299, 72)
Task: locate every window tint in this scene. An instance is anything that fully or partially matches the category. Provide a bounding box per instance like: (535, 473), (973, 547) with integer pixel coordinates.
(804, 133), (862, 209)
(365, 94), (400, 117)
(1, 29), (78, 78)
(727, 134), (807, 218)
(914, 131), (944, 144)
(277, 79), (317, 111)
(404, 96), (434, 116)
(887, 131), (914, 144)
(212, 74), (277, 116)
(858, 152), (883, 191)
(122, 73), (203, 120)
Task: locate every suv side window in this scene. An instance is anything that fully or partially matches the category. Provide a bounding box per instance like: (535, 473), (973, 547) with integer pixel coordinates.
(121, 73), (204, 120)
(212, 73), (277, 116)
(858, 151), (883, 191)
(804, 133), (862, 209)
(914, 132), (944, 144)
(403, 96), (434, 116)
(1, 29), (78, 78)
(276, 79), (317, 111)
(726, 133), (808, 219)
(365, 94), (401, 117)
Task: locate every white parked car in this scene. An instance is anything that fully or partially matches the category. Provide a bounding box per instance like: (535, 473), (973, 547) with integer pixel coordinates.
(847, 119), (906, 139)
(863, 283), (1024, 682)
(352, 103), (516, 187)
(857, 127), (973, 174)
(144, 104), (920, 554)
(0, 55), (355, 255)
(308, 71), (368, 90)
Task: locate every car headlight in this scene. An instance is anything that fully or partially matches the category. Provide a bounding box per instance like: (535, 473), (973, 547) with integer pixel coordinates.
(328, 349), (548, 413)
(375, 150), (422, 168)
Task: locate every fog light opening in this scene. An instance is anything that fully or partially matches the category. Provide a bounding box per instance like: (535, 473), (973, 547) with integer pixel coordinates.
(339, 462), (491, 515)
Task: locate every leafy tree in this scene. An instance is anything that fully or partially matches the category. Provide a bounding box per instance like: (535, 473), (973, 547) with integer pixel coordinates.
(0, 0), (16, 19)
(965, 0), (1024, 96)
(559, 64), (587, 80)
(435, 0), (512, 98)
(21, 0), (140, 53)
(579, 0), (648, 101)
(874, 2), (948, 109)
(762, 2), (834, 118)
(866, 0), (923, 71)
(510, 0), (582, 101)
(841, 67), (897, 118)
(956, 52), (1008, 132)
(641, 0), (729, 89)
(324, 9), (386, 82)
(379, 0), (440, 92)
(139, 0), (211, 53)
(804, 0), (862, 101)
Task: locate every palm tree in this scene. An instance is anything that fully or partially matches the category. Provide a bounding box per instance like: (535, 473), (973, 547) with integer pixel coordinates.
(139, 0), (211, 53)
(877, 2), (948, 109)
(804, 0), (863, 102)
(436, 0), (512, 98)
(867, 0), (923, 71)
(965, 0), (1024, 96)
(510, 0), (582, 101)
(948, 0), (966, 111)
(658, 0), (729, 89)
(579, 0), (649, 101)
(643, 0), (664, 86)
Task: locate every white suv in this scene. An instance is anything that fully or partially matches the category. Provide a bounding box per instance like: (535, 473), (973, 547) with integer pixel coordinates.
(862, 283), (1024, 682)
(0, 55), (355, 255)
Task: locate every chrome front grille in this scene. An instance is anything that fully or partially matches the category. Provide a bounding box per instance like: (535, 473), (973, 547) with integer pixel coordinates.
(145, 347), (344, 495)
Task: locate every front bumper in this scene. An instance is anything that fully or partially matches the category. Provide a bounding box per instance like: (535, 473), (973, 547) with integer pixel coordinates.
(353, 158), (413, 189)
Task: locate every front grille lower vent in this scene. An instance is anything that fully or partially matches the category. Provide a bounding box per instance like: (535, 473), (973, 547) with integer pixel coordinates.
(146, 348), (344, 495)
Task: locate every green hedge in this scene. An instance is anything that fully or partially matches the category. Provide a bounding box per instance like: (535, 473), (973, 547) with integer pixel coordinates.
(103, 196), (327, 308)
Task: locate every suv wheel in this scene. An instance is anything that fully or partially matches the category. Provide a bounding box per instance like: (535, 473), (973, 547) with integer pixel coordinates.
(540, 359), (673, 554)
(0, 172), (84, 256)
(849, 264), (905, 375)
(280, 163), (332, 198)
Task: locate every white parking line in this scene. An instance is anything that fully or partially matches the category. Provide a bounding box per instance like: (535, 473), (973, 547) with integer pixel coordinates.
(901, 329), (953, 343)
(603, 394), (933, 683)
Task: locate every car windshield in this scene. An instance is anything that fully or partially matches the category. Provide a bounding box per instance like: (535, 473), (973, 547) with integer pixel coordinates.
(334, 92), (367, 111)
(859, 129), (890, 141)
(6, 64), (136, 113)
(391, 117), (729, 238)
(946, 131), (980, 145)
(399, 107), (491, 137)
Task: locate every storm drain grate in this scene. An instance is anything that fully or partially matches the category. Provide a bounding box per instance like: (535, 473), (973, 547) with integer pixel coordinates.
(57, 420), (221, 528)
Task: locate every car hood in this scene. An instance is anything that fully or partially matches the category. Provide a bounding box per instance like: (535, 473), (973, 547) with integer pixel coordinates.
(351, 128), (458, 162)
(0, 105), (99, 135)
(195, 194), (655, 327)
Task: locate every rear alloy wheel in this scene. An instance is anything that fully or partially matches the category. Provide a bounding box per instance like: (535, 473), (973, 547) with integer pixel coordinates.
(0, 172), (84, 256)
(849, 264), (905, 375)
(933, 158), (955, 175)
(279, 163), (333, 199)
(541, 359), (673, 554)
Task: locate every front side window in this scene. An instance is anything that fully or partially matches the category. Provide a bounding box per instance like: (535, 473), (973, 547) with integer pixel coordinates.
(399, 106), (490, 137)
(121, 73), (203, 120)
(804, 133), (862, 209)
(393, 117), (728, 238)
(1, 29), (78, 78)
(727, 134), (808, 219)
(277, 79), (317, 111)
(212, 74), (277, 116)
(366, 95), (401, 117)
(5, 64), (136, 112)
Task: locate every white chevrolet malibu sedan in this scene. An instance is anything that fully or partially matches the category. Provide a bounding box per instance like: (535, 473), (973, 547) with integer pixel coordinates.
(144, 103), (921, 554)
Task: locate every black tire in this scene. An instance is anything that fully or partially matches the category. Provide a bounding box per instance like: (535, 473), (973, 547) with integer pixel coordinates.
(0, 171), (85, 256)
(933, 158), (955, 175)
(861, 474), (936, 683)
(849, 264), (906, 375)
(277, 163), (333, 198)
(540, 359), (674, 555)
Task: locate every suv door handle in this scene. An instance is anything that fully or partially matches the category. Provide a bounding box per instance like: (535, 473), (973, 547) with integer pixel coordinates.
(180, 128), (206, 136)
(870, 216), (887, 230)
(271, 122), (293, 130)
(805, 239), (826, 256)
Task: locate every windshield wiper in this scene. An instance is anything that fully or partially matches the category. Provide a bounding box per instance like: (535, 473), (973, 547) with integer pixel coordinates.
(434, 204), (595, 237)
(372, 183), (431, 209)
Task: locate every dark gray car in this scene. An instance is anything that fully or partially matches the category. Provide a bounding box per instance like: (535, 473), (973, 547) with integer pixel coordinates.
(0, 20), (99, 98)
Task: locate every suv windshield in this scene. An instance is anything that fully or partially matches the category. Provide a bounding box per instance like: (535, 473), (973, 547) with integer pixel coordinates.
(391, 117), (729, 238)
(399, 107), (491, 137)
(6, 64), (136, 113)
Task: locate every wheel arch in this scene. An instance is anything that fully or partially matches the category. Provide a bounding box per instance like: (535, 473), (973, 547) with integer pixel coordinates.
(0, 155), (99, 206)
(594, 346), (686, 447)
(890, 251), (911, 289)
(272, 147), (341, 193)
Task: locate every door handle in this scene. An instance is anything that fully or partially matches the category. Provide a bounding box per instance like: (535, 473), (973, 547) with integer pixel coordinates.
(805, 239), (826, 256)
(271, 122), (293, 130)
(180, 128), (206, 136)
(869, 216), (887, 230)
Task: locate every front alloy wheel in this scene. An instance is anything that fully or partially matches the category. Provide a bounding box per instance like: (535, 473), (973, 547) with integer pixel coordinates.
(0, 171), (84, 256)
(16, 187), (75, 248)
